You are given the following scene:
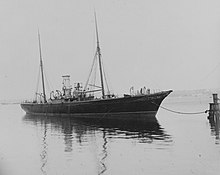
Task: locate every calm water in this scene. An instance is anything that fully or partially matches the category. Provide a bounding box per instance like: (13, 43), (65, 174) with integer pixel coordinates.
(0, 96), (219, 175)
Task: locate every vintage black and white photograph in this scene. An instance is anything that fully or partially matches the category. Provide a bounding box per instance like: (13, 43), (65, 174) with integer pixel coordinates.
(0, 0), (220, 175)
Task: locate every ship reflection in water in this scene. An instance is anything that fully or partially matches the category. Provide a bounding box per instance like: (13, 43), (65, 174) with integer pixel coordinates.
(23, 113), (171, 144)
(23, 113), (171, 175)
(208, 115), (220, 143)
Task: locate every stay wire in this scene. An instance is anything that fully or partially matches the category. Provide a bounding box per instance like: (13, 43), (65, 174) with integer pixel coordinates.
(92, 56), (98, 91)
(45, 72), (52, 94)
(35, 66), (41, 98)
(84, 51), (98, 90)
(101, 60), (110, 94)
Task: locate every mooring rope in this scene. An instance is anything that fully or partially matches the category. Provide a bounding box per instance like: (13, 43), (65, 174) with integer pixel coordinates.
(152, 102), (208, 115)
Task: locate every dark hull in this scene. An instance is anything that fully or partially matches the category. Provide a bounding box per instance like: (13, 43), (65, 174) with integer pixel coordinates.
(21, 90), (172, 119)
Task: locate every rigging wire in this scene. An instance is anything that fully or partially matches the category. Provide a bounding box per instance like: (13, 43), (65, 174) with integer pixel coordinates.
(92, 54), (98, 93)
(203, 61), (220, 80)
(34, 64), (54, 101)
(101, 59), (110, 94)
(34, 66), (41, 100)
(104, 63), (114, 95)
(44, 72), (52, 94)
(84, 51), (99, 90)
(196, 61), (220, 87)
(46, 69), (54, 91)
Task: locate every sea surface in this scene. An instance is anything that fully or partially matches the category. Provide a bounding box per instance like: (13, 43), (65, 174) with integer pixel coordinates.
(0, 95), (219, 175)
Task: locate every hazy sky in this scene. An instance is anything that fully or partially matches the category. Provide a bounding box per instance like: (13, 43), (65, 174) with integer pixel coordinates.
(0, 0), (220, 100)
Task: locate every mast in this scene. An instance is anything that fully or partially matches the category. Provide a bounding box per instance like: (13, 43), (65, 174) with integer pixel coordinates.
(38, 30), (47, 103)
(95, 13), (105, 98)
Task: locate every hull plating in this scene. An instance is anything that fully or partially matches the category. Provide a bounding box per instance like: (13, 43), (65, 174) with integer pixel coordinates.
(21, 90), (172, 118)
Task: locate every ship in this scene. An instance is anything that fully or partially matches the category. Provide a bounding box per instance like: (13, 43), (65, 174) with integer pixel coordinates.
(20, 16), (172, 120)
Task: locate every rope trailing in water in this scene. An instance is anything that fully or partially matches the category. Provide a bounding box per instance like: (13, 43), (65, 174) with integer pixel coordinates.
(152, 102), (208, 115)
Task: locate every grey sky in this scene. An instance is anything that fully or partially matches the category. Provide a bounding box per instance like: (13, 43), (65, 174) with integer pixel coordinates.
(0, 0), (220, 100)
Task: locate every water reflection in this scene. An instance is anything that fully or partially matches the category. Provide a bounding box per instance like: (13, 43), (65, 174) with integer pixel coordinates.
(23, 113), (170, 143)
(99, 130), (107, 175)
(23, 113), (171, 174)
(208, 114), (220, 143)
(41, 122), (48, 175)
